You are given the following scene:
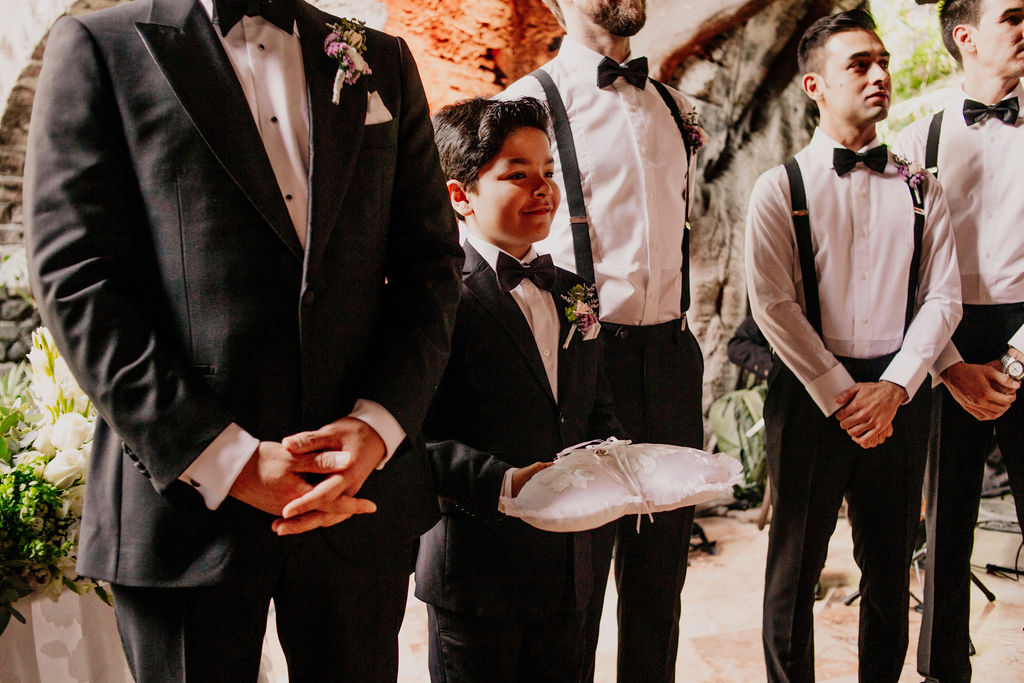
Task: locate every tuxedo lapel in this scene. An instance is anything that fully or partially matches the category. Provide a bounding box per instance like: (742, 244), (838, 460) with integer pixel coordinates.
(137, 0), (302, 261)
(462, 244), (557, 406)
(297, 3), (368, 275)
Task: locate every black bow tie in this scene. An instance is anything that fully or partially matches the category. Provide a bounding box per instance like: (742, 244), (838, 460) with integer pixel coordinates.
(597, 56), (649, 89)
(833, 145), (889, 177)
(496, 253), (557, 293)
(963, 96), (1019, 126)
(212, 0), (295, 36)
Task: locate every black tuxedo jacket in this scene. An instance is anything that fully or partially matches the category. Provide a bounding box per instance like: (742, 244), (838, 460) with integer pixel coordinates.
(415, 243), (623, 621)
(24, 0), (461, 586)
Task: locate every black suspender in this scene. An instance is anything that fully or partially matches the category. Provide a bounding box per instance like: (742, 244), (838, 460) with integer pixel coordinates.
(925, 110), (944, 178)
(784, 157), (925, 341)
(783, 159), (823, 336)
(649, 79), (693, 314)
(531, 68), (597, 284)
(530, 68), (694, 312)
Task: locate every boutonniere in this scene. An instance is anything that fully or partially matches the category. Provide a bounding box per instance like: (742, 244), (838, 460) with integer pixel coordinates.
(893, 153), (927, 203)
(683, 110), (708, 154)
(324, 19), (372, 105)
(561, 283), (601, 349)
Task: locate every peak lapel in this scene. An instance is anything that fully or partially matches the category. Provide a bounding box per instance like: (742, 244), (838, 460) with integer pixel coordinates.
(136, 0), (302, 261)
(297, 4), (368, 275)
(462, 245), (557, 406)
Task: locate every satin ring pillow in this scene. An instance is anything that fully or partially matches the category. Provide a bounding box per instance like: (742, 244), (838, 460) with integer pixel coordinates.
(501, 439), (743, 532)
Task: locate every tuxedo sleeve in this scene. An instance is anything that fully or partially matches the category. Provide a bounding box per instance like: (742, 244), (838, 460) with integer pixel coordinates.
(359, 36), (462, 437)
(25, 17), (235, 491)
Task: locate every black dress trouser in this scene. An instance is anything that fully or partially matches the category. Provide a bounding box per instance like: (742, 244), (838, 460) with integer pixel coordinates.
(583, 319), (704, 683)
(762, 356), (930, 683)
(917, 304), (1024, 683)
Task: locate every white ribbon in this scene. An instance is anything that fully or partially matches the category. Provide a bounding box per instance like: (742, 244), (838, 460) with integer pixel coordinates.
(555, 437), (654, 531)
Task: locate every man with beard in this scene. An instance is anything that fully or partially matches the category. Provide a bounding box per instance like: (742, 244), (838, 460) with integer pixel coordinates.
(502, 1), (704, 680)
(893, 1), (1024, 680)
(746, 10), (961, 682)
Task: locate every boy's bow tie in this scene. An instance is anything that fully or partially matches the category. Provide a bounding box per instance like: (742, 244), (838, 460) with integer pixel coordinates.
(496, 253), (557, 292)
(597, 56), (648, 89)
(963, 96), (1019, 126)
(212, 0), (296, 36)
(833, 145), (888, 177)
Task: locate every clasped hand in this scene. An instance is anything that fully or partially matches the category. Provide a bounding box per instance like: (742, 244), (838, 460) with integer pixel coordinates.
(834, 380), (907, 449)
(941, 360), (1019, 421)
(228, 417), (386, 535)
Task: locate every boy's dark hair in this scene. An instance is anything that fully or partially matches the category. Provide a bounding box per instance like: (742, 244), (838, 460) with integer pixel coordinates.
(939, 0), (981, 64)
(798, 9), (879, 75)
(432, 97), (551, 214)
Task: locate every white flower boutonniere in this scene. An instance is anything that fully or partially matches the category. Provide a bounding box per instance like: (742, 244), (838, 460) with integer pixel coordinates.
(561, 283), (601, 349)
(324, 19), (372, 105)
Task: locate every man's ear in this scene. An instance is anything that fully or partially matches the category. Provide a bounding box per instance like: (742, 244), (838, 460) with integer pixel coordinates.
(447, 179), (473, 219)
(952, 24), (976, 60)
(802, 72), (824, 103)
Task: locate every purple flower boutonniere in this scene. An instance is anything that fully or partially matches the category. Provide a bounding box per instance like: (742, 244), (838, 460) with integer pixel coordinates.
(683, 110), (708, 154)
(324, 19), (372, 104)
(893, 153), (927, 203)
(562, 283), (601, 349)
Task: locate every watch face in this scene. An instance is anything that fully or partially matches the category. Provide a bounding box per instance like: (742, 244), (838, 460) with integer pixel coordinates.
(1007, 359), (1024, 380)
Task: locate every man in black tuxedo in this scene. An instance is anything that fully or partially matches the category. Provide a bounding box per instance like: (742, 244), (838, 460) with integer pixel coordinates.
(415, 97), (623, 682)
(24, 0), (461, 680)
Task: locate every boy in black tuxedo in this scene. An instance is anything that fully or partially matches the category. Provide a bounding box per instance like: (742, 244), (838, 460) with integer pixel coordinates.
(415, 97), (624, 682)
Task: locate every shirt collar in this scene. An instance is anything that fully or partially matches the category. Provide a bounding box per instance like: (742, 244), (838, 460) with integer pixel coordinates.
(808, 127), (885, 171)
(556, 36), (634, 73)
(466, 234), (539, 273)
(956, 78), (1024, 112)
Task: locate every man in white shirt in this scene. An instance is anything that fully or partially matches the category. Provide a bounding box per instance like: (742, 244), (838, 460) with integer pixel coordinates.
(24, 0), (461, 679)
(892, 1), (1024, 680)
(745, 10), (962, 682)
(502, 1), (704, 679)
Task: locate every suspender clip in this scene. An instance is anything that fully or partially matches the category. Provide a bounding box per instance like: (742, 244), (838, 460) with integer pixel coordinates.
(791, 209), (809, 217)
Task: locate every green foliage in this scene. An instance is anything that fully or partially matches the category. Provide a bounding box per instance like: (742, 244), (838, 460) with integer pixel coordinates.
(709, 385), (767, 504)
(874, 0), (961, 136)
(0, 457), (75, 630)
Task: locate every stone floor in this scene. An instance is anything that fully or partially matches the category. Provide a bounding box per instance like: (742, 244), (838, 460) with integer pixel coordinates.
(395, 497), (1024, 682)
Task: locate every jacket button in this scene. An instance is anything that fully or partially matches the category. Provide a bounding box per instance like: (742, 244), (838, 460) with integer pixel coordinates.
(559, 412), (566, 424)
(302, 289), (316, 306)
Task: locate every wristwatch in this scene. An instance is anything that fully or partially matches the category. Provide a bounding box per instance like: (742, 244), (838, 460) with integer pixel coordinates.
(1000, 352), (1024, 381)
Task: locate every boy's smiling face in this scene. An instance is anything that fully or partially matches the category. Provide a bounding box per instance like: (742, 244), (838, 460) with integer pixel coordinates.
(449, 126), (560, 260)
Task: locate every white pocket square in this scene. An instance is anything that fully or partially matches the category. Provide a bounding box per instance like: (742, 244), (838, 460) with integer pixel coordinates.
(365, 90), (393, 125)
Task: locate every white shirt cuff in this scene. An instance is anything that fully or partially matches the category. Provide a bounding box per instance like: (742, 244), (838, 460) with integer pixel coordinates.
(805, 362), (856, 417)
(497, 467), (517, 514)
(349, 399), (406, 469)
(881, 350), (927, 402)
(179, 423), (260, 510)
(1009, 323), (1024, 355)
(933, 340), (964, 379)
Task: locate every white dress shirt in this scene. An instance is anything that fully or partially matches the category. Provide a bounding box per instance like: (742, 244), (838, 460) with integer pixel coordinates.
(463, 235), (561, 512)
(745, 129), (962, 416)
(893, 80), (1024, 370)
(501, 37), (696, 326)
(183, 2), (404, 510)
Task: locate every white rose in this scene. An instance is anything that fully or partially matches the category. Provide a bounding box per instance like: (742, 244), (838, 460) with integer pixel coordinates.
(65, 484), (85, 517)
(33, 425), (56, 456)
(44, 448), (86, 488)
(32, 376), (60, 410)
(51, 412), (92, 452)
(344, 29), (364, 49)
(346, 46), (366, 73)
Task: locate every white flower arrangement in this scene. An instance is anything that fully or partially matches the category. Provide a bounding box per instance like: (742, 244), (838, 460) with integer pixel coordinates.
(0, 327), (107, 634)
